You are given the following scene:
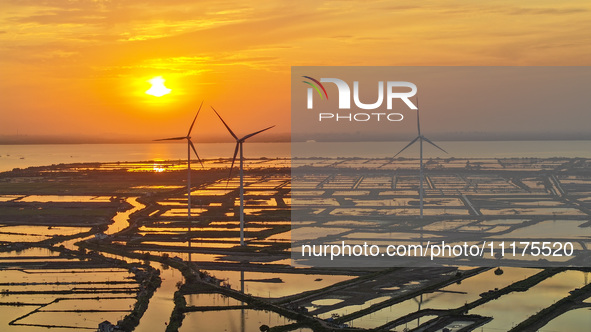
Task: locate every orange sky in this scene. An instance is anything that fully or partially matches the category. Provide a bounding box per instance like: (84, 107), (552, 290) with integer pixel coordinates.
(1, 0), (590, 141)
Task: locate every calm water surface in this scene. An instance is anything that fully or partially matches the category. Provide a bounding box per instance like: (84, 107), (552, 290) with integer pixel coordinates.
(2, 140), (591, 172)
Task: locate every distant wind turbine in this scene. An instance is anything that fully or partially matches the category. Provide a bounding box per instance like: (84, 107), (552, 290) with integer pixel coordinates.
(211, 106), (274, 246)
(154, 101), (204, 236)
(394, 97), (447, 218)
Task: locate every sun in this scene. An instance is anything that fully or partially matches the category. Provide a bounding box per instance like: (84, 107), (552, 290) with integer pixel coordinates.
(146, 76), (171, 97)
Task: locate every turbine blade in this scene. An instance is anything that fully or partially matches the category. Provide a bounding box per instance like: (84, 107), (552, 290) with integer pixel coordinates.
(422, 136), (448, 154)
(226, 143), (240, 186)
(187, 101), (204, 136)
(188, 139), (204, 168)
(228, 143), (240, 182)
(394, 136), (420, 157)
(211, 106), (238, 140)
(240, 125), (275, 141)
(154, 136), (186, 141)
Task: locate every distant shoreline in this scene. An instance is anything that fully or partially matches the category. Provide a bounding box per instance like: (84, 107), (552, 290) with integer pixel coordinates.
(2, 134), (591, 145)
(1, 156), (589, 174)
(2, 141), (591, 173)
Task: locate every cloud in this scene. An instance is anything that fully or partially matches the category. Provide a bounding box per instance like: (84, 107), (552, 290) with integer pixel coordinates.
(507, 7), (588, 15)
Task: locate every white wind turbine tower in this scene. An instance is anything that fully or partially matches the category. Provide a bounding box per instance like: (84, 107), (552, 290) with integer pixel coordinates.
(154, 101), (204, 236)
(211, 106), (274, 246)
(394, 97), (447, 218)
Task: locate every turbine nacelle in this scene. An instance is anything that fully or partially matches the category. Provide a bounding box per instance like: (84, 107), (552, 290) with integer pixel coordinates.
(394, 97), (447, 158)
(154, 101), (204, 168)
(211, 106), (274, 179)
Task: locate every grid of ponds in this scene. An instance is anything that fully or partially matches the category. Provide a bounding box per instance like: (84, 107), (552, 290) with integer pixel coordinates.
(1, 157), (590, 331)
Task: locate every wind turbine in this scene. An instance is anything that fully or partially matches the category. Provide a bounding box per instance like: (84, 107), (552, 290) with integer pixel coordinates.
(394, 97), (447, 218)
(154, 101), (204, 237)
(211, 106), (274, 246)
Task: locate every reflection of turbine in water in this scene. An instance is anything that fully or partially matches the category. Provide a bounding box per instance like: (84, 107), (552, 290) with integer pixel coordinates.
(414, 293), (423, 327)
(241, 270), (245, 332)
(408, 291), (449, 328)
(154, 102), (204, 241)
(394, 97), (447, 218)
(211, 106), (274, 246)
